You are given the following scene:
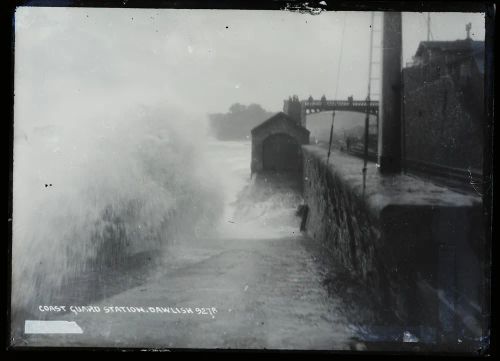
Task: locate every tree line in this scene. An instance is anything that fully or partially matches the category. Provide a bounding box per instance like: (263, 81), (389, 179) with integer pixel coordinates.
(208, 103), (275, 140)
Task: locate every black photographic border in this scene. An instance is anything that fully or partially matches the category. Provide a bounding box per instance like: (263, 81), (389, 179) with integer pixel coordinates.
(2, 0), (495, 356)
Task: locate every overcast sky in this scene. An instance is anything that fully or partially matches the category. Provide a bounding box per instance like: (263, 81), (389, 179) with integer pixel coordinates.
(15, 7), (485, 126)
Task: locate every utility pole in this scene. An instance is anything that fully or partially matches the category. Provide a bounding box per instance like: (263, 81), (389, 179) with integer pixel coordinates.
(427, 13), (431, 41)
(362, 11), (376, 193)
(378, 12), (402, 174)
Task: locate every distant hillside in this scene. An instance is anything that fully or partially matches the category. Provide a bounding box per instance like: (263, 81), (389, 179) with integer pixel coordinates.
(208, 103), (276, 140)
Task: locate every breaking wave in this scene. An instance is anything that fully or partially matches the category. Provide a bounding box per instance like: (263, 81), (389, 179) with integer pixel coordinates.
(12, 105), (224, 312)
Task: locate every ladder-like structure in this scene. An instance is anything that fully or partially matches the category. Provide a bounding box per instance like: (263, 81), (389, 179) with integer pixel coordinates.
(367, 12), (382, 105)
(362, 12), (382, 193)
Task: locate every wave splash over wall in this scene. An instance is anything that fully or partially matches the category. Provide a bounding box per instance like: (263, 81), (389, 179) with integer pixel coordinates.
(12, 105), (224, 313)
(206, 141), (304, 240)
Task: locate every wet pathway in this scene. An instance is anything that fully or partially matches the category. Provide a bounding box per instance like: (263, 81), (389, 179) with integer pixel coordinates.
(19, 235), (358, 350)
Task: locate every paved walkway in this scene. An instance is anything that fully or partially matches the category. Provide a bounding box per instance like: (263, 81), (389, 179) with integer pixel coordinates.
(20, 235), (357, 350)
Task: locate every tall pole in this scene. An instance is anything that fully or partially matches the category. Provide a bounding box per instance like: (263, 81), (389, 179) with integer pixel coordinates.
(363, 12), (376, 193)
(427, 13), (431, 41)
(378, 12), (402, 174)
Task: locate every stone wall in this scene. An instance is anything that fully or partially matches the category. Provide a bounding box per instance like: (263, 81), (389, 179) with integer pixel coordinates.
(402, 68), (483, 174)
(302, 145), (486, 340)
(283, 98), (306, 127)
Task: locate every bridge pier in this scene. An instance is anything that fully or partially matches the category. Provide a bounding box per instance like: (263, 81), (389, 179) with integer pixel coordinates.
(283, 96), (307, 127)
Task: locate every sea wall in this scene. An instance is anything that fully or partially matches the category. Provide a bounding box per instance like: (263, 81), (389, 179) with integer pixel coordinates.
(302, 145), (485, 339)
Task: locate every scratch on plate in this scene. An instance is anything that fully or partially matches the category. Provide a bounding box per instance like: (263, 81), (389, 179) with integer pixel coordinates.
(282, 2), (326, 15)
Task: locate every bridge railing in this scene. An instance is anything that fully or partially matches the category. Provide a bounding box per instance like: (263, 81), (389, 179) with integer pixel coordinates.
(301, 99), (379, 109)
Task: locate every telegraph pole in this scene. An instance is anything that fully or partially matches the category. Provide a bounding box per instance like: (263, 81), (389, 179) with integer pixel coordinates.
(427, 13), (431, 41)
(378, 12), (402, 174)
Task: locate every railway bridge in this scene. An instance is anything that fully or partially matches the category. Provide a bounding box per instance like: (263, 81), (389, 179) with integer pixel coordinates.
(283, 95), (379, 128)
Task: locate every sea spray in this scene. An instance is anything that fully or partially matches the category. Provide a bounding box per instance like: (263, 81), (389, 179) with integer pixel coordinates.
(12, 104), (224, 314)
(205, 141), (304, 240)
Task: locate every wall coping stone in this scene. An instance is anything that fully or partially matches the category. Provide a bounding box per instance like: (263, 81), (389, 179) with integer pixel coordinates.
(302, 145), (481, 221)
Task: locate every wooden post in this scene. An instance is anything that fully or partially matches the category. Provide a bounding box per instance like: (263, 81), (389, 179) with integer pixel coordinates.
(378, 12), (403, 173)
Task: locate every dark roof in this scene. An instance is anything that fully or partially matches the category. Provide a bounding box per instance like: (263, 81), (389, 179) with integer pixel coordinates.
(415, 39), (485, 74)
(415, 39), (484, 57)
(251, 112), (310, 135)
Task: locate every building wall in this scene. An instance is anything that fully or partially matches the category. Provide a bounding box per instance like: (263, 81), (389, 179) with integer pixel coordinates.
(251, 115), (309, 174)
(262, 133), (302, 171)
(402, 67), (483, 174)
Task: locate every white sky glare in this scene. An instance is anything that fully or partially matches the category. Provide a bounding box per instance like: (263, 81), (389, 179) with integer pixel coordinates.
(15, 7), (485, 125)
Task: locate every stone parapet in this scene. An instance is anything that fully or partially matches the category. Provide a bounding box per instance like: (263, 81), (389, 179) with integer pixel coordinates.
(302, 145), (486, 343)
